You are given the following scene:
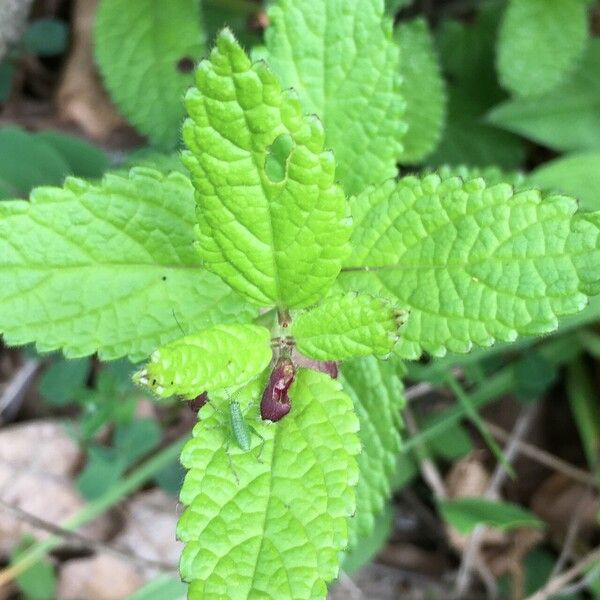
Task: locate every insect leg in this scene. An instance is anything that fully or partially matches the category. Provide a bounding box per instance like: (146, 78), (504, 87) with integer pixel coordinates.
(248, 424), (266, 463)
(224, 437), (240, 486)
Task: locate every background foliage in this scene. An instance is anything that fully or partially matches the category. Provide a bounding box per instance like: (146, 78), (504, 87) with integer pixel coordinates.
(1, 1), (600, 599)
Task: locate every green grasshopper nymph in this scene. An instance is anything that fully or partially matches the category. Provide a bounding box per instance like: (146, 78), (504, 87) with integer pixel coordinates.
(201, 385), (267, 485)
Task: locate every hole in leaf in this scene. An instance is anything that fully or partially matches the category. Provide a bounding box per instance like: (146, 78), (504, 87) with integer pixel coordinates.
(265, 134), (294, 183)
(176, 57), (195, 73)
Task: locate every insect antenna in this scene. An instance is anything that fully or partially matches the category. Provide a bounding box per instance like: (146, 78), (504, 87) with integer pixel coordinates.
(171, 309), (187, 336)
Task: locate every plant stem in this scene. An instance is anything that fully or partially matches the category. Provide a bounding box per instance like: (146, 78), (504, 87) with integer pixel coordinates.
(0, 435), (188, 588)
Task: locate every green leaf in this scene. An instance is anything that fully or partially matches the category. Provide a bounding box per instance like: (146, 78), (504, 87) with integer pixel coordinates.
(122, 149), (188, 176)
(428, 87), (526, 169)
(430, 165), (526, 189)
(528, 152), (600, 212)
(95, 0), (205, 148)
(33, 131), (109, 179)
(293, 293), (406, 361)
(114, 418), (162, 463)
(133, 324), (272, 398)
(125, 575), (187, 600)
(11, 536), (57, 600)
(342, 503), (394, 574)
(499, 549), (585, 600)
(154, 458), (186, 496)
(0, 178), (16, 200)
(390, 452), (418, 490)
(39, 357), (91, 406)
(396, 18), (446, 164)
(78, 421), (162, 500)
(340, 174), (600, 358)
(387, 0), (412, 12)
(425, 422), (473, 461)
(264, 0), (406, 195)
(497, 0), (588, 97)
(439, 497), (544, 535)
(202, 0), (262, 47)
(183, 30), (351, 308)
(567, 360), (600, 481)
(489, 40), (600, 153)
(178, 370), (360, 599)
(514, 351), (557, 403)
(0, 62), (13, 102)
(77, 446), (126, 500)
(23, 18), (69, 57)
(0, 127), (70, 195)
(340, 356), (405, 548)
(428, 8), (525, 169)
(0, 168), (256, 361)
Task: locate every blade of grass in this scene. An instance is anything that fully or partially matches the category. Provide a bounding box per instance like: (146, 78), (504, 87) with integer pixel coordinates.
(404, 333), (583, 452)
(444, 374), (516, 477)
(566, 360), (600, 487)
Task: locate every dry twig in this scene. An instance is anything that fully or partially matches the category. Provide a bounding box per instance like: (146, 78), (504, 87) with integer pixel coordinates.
(484, 421), (595, 487)
(525, 544), (600, 600)
(452, 405), (537, 598)
(0, 497), (178, 572)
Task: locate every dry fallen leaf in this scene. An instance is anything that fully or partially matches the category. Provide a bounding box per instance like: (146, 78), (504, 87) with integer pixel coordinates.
(113, 489), (182, 579)
(530, 472), (600, 545)
(56, 0), (125, 140)
(0, 420), (111, 556)
(57, 553), (144, 600)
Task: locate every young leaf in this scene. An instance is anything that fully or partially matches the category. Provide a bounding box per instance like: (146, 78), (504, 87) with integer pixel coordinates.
(95, 0), (205, 148)
(440, 497), (543, 535)
(0, 168), (256, 361)
(293, 293), (406, 360)
(264, 0), (406, 195)
(340, 356), (405, 549)
(133, 324), (272, 398)
(528, 152), (600, 212)
(178, 370), (360, 599)
(183, 30), (351, 309)
(497, 0), (588, 97)
(396, 18), (446, 164)
(340, 174), (600, 358)
(489, 40), (600, 153)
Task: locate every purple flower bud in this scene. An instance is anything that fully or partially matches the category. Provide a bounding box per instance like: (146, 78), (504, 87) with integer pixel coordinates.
(188, 391), (209, 413)
(261, 358), (295, 422)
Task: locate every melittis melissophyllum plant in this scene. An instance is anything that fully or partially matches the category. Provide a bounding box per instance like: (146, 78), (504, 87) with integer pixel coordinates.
(2, 0), (600, 597)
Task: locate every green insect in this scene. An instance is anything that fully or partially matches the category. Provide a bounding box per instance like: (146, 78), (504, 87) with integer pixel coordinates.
(203, 391), (266, 485)
(228, 399), (252, 452)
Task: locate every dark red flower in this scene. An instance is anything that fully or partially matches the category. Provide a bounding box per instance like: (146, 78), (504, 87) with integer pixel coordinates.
(261, 358), (295, 422)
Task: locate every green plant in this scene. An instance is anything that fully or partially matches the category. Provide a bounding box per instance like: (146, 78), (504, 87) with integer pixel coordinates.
(3, 0), (600, 598)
